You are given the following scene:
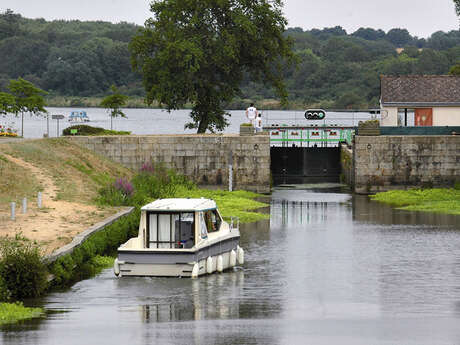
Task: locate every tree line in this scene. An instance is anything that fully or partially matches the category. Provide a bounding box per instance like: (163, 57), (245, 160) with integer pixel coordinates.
(0, 10), (459, 109)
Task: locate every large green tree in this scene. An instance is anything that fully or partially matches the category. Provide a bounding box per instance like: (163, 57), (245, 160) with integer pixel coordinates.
(130, 0), (294, 133)
(455, 0), (460, 17)
(8, 78), (47, 137)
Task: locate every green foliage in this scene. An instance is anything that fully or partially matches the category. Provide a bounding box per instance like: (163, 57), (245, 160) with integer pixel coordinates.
(173, 187), (269, 223)
(0, 234), (48, 299)
(62, 125), (130, 136)
(100, 85), (128, 130)
(49, 209), (140, 287)
(371, 188), (460, 215)
(449, 63), (460, 75)
(0, 302), (43, 325)
(1, 10), (459, 112)
(8, 78), (47, 116)
(0, 275), (11, 302)
(0, 92), (15, 115)
(130, 0), (295, 133)
(455, 0), (460, 16)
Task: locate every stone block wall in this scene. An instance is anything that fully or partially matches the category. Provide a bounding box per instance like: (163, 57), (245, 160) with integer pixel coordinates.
(354, 135), (460, 194)
(66, 134), (270, 193)
(340, 143), (353, 187)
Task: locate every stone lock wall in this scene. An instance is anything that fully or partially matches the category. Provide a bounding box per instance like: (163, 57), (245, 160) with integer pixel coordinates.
(340, 143), (353, 187)
(66, 134), (271, 193)
(354, 135), (460, 194)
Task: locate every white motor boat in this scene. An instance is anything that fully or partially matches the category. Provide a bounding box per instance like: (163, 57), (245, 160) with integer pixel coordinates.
(114, 198), (244, 278)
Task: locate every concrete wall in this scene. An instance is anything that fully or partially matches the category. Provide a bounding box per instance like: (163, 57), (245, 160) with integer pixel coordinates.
(354, 135), (460, 194)
(66, 134), (271, 193)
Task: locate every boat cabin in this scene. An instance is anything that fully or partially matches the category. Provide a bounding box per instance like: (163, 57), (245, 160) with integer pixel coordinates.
(138, 198), (224, 250)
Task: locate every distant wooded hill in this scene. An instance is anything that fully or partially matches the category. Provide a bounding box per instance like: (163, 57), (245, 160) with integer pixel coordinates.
(1, 10), (459, 108)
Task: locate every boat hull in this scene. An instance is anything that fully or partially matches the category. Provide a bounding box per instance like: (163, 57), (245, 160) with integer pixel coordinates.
(115, 236), (241, 277)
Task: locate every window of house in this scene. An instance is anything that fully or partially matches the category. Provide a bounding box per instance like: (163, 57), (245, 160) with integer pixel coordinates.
(397, 108), (415, 126)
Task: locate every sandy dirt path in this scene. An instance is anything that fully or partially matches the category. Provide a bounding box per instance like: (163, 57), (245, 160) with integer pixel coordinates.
(1, 154), (117, 255)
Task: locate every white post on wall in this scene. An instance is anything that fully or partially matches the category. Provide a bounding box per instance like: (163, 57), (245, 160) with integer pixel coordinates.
(22, 197), (27, 214)
(228, 150), (233, 192)
(11, 202), (15, 220)
(37, 192), (42, 208)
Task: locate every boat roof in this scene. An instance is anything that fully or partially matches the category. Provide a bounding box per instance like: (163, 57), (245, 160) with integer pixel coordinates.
(141, 198), (217, 212)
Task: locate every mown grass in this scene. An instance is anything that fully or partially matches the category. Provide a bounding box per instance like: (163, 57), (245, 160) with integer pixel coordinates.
(173, 186), (269, 223)
(0, 302), (43, 325)
(0, 139), (131, 204)
(370, 188), (460, 215)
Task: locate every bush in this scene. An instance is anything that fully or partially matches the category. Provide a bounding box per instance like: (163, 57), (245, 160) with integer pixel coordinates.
(0, 235), (48, 299)
(0, 276), (11, 302)
(48, 209), (140, 288)
(62, 125), (130, 136)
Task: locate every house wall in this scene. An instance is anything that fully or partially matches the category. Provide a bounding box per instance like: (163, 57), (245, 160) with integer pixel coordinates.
(65, 134), (271, 193)
(353, 135), (460, 194)
(433, 107), (460, 126)
(381, 106), (460, 126)
(380, 106), (398, 126)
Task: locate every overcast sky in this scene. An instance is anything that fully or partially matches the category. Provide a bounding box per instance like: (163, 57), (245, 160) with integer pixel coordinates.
(1, 0), (458, 38)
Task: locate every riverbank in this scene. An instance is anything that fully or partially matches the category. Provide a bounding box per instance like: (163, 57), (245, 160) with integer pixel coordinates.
(45, 95), (306, 110)
(370, 188), (460, 215)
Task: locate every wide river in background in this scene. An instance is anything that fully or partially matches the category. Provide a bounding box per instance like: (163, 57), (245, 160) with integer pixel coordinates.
(0, 108), (376, 138)
(2, 187), (460, 345)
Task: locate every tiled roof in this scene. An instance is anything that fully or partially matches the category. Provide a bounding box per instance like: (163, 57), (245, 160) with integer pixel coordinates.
(380, 75), (460, 104)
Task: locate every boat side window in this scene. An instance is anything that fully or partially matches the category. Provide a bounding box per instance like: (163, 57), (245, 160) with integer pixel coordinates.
(148, 212), (195, 249)
(200, 212), (208, 239)
(204, 209), (221, 233)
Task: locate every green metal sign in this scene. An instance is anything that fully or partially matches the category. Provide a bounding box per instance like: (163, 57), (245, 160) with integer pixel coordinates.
(70, 129), (78, 135)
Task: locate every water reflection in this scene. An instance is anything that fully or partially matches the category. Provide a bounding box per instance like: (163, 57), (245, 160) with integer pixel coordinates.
(139, 272), (245, 323)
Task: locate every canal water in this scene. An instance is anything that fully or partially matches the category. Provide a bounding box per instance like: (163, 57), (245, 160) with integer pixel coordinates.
(2, 187), (460, 344)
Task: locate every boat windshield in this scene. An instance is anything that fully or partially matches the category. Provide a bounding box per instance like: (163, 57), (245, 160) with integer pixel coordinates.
(203, 209), (221, 233)
(147, 212), (195, 249)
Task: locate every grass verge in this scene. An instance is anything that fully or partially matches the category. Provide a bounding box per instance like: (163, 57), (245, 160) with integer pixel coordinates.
(173, 187), (269, 223)
(370, 188), (460, 215)
(0, 302), (43, 325)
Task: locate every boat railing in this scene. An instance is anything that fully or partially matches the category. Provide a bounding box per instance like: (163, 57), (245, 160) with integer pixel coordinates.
(230, 216), (239, 231)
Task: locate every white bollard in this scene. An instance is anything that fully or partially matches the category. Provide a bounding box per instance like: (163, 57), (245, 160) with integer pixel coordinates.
(22, 197), (27, 214)
(37, 192), (42, 208)
(11, 202), (15, 220)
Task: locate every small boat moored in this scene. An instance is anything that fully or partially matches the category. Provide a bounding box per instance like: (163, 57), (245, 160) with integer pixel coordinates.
(114, 198), (243, 278)
(69, 110), (90, 122)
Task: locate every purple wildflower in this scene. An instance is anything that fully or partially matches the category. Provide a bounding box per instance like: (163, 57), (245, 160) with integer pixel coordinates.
(113, 178), (134, 197)
(140, 161), (155, 174)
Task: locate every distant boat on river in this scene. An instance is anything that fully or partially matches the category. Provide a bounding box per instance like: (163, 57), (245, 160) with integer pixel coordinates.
(68, 110), (90, 122)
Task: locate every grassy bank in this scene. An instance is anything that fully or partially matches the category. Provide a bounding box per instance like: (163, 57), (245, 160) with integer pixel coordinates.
(0, 303), (43, 325)
(370, 188), (460, 215)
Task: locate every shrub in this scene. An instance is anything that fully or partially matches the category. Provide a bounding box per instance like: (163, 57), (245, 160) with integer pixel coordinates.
(0, 235), (48, 299)
(62, 125), (130, 136)
(0, 276), (11, 302)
